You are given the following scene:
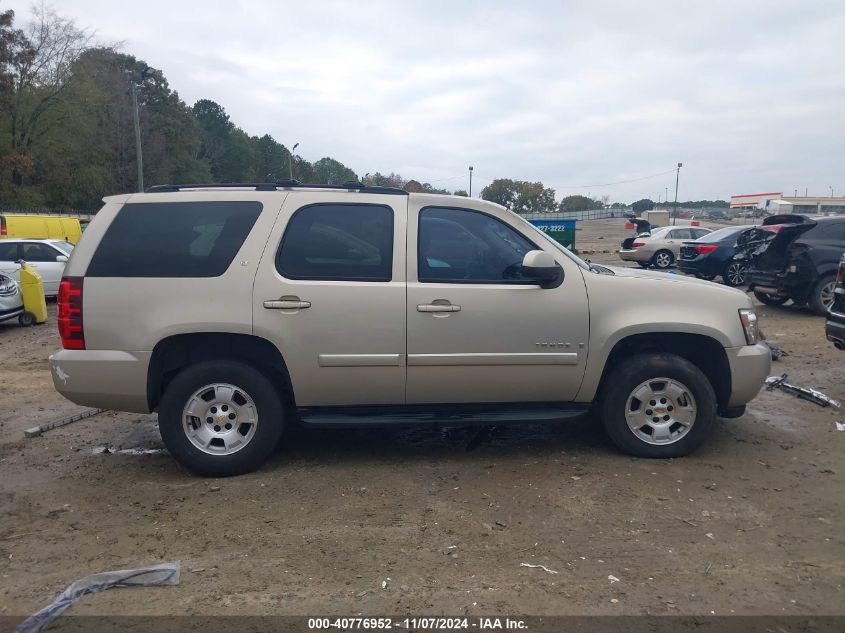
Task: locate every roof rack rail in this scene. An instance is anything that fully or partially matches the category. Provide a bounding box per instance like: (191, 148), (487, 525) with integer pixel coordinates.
(145, 181), (409, 196)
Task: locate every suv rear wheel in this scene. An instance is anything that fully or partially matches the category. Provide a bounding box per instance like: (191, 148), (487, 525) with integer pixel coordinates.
(809, 273), (836, 316)
(158, 360), (284, 476)
(599, 353), (716, 458)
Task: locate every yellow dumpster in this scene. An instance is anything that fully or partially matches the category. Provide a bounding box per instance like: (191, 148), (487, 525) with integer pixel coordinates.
(18, 261), (47, 326)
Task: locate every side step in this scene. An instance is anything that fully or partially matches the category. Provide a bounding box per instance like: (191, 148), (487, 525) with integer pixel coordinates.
(297, 403), (591, 428)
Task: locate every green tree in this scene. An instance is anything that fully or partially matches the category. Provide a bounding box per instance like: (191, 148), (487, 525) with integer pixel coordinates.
(480, 178), (556, 213)
(559, 194), (602, 212)
(631, 198), (654, 213)
(313, 156), (356, 184)
(453, 189), (468, 197)
(251, 134), (288, 181)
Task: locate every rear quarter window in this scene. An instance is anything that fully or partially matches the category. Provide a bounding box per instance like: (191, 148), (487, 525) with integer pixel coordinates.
(86, 201), (262, 277)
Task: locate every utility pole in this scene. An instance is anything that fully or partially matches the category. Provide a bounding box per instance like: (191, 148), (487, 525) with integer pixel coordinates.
(130, 67), (152, 193)
(289, 142), (299, 181)
(131, 82), (143, 192)
(468, 165), (473, 196)
(672, 162), (682, 225)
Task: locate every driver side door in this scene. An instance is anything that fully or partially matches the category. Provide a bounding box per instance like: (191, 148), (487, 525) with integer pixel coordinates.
(406, 203), (590, 404)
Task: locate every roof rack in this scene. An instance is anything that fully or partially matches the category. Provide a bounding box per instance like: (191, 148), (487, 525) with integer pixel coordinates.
(145, 180), (409, 196)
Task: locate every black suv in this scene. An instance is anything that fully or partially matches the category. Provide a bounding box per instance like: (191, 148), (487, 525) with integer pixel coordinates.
(738, 214), (845, 315)
(826, 254), (845, 349)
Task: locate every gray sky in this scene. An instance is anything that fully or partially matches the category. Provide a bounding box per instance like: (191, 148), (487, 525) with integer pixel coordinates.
(8, 0), (845, 201)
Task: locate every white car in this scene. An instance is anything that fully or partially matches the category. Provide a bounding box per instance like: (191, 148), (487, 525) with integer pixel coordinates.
(0, 273), (24, 324)
(0, 238), (74, 296)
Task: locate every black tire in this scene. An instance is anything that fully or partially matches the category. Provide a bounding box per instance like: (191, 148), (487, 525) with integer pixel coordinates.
(651, 249), (674, 269)
(722, 260), (747, 287)
(753, 290), (788, 306)
(808, 273), (836, 316)
(158, 360), (284, 477)
(599, 353), (716, 458)
(18, 311), (35, 326)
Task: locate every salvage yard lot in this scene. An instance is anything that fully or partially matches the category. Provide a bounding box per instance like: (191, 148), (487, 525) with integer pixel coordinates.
(1, 219), (843, 618)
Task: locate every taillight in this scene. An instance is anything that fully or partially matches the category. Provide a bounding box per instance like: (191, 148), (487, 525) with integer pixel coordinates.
(693, 244), (719, 255)
(58, 276), (84, 349)
(632, 241), (645, 247)
(836, 261), (844, 288)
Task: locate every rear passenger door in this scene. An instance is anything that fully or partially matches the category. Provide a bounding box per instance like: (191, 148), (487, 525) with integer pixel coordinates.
(252, 193), (407, 407)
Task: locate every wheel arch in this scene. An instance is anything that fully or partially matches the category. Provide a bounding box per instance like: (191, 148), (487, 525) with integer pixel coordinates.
(147, 332), (294, 412)
(589, 332), (732, 414)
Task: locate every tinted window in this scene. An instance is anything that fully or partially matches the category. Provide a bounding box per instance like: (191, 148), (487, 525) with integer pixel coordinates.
(87, 202), (262, 277)
(803, 221), (845, 242)
(670, 229), (692, 240)
(691, 228), (712, 239)
(418, 207), (537, 283)
(276, 204), (393, 281)
(21, 242), (61, 262)
(0, 242), (18, 261)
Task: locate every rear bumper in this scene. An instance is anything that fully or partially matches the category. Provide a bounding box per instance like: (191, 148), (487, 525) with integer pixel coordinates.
(49, 349), (152, 413)
(618, 249), (649, 263)
(826, 312), (845, 349)
(677, 258), (722, 278)
(725, 343), (771, 407)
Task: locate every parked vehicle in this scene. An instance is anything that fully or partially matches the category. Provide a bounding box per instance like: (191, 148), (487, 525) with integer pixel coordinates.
(738, 214), (845, 315)
(678, 225), (756, 286)
(825, 254), (845, 350)
(0, 214), (82, 244)
(0, 273), (24, 325)
(50, 182), (770, 476)
(0, 239), (73, 297)
(619, 225), (713, 269)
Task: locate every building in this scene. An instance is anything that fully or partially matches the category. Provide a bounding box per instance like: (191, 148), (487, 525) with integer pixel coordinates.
(730, 192), (845, 214)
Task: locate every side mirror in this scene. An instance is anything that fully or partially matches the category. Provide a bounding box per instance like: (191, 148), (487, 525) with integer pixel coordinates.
(521, 250), (562, 288)
(56, 255), (68, 263)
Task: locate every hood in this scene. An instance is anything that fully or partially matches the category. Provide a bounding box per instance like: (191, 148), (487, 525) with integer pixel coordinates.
(594, 264), (749, 296)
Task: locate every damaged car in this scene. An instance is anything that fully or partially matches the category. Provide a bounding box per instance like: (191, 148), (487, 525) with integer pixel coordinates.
(826, 254), (845, 349)
(737, 214), (845, 315)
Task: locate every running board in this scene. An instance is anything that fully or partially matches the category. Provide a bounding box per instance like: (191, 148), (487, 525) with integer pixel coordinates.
(297, 403), (591, 428)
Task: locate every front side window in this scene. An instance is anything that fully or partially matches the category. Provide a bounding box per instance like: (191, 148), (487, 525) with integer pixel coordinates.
(21, 242), (61, 262)
(276, 204), (394, 281)
(86, 201), (262, 277)
(418, 207), (537, 283)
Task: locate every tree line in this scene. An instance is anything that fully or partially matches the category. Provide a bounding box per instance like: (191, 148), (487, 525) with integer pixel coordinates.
(0, 6), (729, 213)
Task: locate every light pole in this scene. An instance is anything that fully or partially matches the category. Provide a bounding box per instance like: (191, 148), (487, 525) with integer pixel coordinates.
(130, 66), (152, 192)
(468, 166), (473, 197)
(831, 186), (834, 197)
(665, 187), (668, 207)
(289, 142), (299, 181)
(672, 162), (682, 225)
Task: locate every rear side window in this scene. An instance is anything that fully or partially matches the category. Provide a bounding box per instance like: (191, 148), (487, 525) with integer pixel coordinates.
(21, 242), (61, 262)
(87, 202), (262, 277)
(276, 204), (394, 281)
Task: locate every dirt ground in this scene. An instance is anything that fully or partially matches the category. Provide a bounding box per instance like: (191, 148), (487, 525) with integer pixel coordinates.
(1, 219), (843, 621)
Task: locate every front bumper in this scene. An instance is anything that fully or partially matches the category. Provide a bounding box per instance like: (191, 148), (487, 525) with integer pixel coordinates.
(0, 305), (24, 323)
(50, 349), (152, 413)
(725, 343), (771, 407)
(618, 249), (650, 263)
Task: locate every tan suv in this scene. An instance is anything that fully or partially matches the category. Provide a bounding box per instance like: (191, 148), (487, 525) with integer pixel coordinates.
(50, 181), (770, 476)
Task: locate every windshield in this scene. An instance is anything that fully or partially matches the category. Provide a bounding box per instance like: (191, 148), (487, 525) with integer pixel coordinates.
(52, 241), (75, 255)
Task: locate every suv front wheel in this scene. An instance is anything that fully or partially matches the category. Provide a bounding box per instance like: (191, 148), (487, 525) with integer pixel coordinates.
(599, 353), (716, 458)
(158, 360), (284, 476)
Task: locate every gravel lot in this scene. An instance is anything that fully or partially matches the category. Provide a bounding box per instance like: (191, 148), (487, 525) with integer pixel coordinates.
(1, 219), (843, 620)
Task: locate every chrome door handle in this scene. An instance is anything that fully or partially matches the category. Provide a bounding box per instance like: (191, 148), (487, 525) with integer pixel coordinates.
(417, 303), (461, 313)
(264, 298), (311, 310)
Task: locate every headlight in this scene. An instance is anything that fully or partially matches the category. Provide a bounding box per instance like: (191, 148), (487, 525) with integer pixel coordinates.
(739, 309), (759, 345)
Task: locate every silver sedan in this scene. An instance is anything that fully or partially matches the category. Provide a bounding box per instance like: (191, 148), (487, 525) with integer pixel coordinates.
(619, 226), (712, 269)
